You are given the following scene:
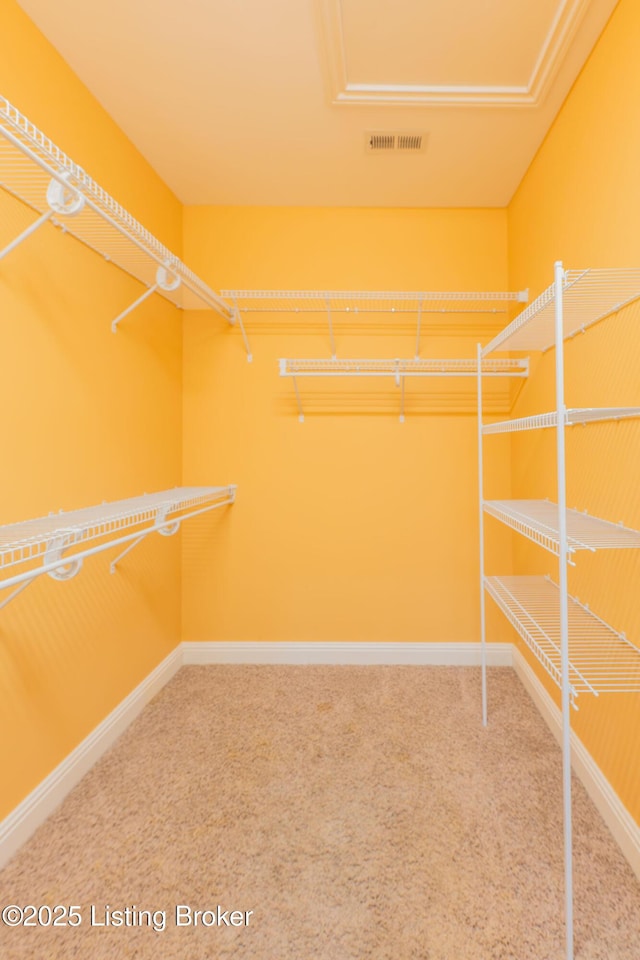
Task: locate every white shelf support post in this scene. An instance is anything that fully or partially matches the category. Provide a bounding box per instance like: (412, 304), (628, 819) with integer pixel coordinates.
(111, 263), (180, 333)
(232, 298), (253, 362)
(554, 260), (574, 960)
(326, 298), (337, 359)
(414, 300), (423, 359)
(477, 342), (488, 726)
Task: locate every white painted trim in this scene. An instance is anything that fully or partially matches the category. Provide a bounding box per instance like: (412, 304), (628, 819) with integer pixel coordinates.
(512, 646), (640, 882)
(318, 0), (616, 106)
(181, 640), (513, 666)
(0, 646), (182, 870)
(3, 639), (638, 886)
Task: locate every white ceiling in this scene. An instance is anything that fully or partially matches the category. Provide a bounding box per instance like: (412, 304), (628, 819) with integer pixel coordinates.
(16, 0), (619, 207)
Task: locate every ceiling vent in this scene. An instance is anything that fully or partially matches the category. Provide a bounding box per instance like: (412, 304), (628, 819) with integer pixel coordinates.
(366, 132), (426, 153)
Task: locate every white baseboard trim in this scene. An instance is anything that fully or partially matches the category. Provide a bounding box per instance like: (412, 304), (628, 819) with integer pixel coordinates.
(182, 640), (514, 666)
(0, 646), (182, 870)
(512, 646), (640, 882)
(2, 640), (638, 885)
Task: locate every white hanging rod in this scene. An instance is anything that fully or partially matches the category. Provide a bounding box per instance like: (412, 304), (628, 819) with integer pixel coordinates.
(0, 96), (236, 329)
(483, 499), (640, 556)
(483, 407), (640, 434)
(0, 486), (236, 604)
(484, 575), (640, 706)
(482, 267), (640, 355)
(280, 357), (528, 422)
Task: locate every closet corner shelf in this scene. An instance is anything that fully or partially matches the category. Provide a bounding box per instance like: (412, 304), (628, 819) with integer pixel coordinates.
(0, 486), (236, 608)
(484, 575), (640, 707)
(0, 95), (234, 329)
(481, 268), (640, 356)
(483, 499), (640, 556)
(482, 407), (640, 434)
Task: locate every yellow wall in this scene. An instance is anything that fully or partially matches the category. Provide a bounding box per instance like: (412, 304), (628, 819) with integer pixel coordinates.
(506, 0), (640, 820)
(181, 206), (512, 646)
(0, 0), (183, 818)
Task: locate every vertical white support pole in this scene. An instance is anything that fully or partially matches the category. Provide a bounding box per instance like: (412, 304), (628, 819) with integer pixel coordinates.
(554, 259), (573, 960)
(477, 343), (487, 727)
(414, 301), (423, 359)
(326, 298), (337, 359)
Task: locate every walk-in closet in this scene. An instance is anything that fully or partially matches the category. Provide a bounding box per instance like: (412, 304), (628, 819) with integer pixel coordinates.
(1, 1), (639, 958)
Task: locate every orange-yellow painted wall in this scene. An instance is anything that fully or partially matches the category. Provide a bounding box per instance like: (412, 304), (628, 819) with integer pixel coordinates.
(507, 0), (640, 820)
(0, 0), (183, 819)
(181, 206), (513, 647)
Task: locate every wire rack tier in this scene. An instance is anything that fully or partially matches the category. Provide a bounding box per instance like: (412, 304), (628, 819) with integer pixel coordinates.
(483, 499), (640, 555)
(482, 268), (640, 355)
(280, 357), (529, 377)
(0, 486), (236, 598)
(223, 289), (528, 314)
(0, 96), (234, 320)
(485, 575), (640, 706)
(483, 407), (640, 434)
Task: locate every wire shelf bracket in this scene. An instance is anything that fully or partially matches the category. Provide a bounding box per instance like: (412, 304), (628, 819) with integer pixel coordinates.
(0, 95), (236, 334)
(0, 486), (236, 608)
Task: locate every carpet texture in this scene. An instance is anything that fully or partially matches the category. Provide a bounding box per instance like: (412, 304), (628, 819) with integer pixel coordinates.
(0, 665), (639, 959)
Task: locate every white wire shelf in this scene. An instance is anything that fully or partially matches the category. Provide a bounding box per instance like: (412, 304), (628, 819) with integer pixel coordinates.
(0, 486), (236, 604)
(281, 357), (528, 421)
(280, 358), (529, 377)
(485, 575), (640, 706)
(482, 268), (640, 355)
(0, 95), (234, 324)
(483, 407), (640, 434)
(224, 289), (528, 314)
(483, 499), (640, 555)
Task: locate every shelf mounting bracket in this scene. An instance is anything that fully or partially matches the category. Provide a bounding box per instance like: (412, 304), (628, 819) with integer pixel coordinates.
(0, 578), (35, 611)
(110, 505), (181, 573)
(293, 375), (304, 422)
(0, 173), (85, 261)
(232, 298), (253, 362)
(111, 263), (181, 333)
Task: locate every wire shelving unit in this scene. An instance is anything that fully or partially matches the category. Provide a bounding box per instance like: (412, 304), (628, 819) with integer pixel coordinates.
(477, 262), (640, 960)
(483, 499), (640, 555)
(0, 486), (236, 609)
(280, 356), (529, 421)
(483, 407), (640, 434)
(0, 95), (237, 335)
(484, 575), (640, 707)
(224, 288), (528, 361)
(483, 268), (640, 354)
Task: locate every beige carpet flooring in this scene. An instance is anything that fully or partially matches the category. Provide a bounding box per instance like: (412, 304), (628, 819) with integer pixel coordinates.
(1, 665), (639, 959)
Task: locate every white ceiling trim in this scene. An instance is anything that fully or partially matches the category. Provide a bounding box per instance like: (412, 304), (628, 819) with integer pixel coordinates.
(319, 0), (594, 106)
